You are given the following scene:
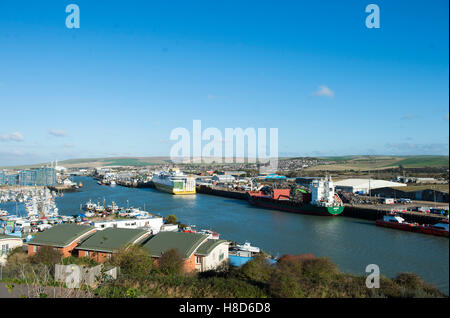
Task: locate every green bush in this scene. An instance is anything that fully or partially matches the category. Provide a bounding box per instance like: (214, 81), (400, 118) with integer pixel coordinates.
(157, 248), (184, 276)
(29, 246), (62, 267)
(94, 253), (446, 298)
(164, 214), (178, 224)
(238, 254), (274, 284)
(110, 245), (154, 279)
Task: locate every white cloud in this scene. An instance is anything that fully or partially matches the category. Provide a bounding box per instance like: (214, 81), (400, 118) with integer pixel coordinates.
(49, 130), (67, 137)
(312, 85), (334, 98)
(207, 94), (216, 100)
(0, 132), (24, 142)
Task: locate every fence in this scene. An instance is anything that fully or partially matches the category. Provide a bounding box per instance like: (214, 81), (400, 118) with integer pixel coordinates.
(0, 263), (97, 298)
(0, 263), (52, 283)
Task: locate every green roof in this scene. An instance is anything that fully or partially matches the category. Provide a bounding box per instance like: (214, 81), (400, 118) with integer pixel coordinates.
(142, 232), (208, 259)
(76, 228), (149, 253)
(28, 224), (95, 248)
(195, 239), (229, 256)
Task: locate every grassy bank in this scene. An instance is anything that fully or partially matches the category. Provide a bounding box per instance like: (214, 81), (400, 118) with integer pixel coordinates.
(95, 251), (446, 298)
(2, 245), (446, 298)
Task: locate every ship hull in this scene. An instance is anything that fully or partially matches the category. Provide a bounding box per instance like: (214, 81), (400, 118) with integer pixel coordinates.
(375, 221), (449, 237)
(416, 226), (449, 237)
(153, 182), (196, 195)
(248, 195), (343, 216)
(375, 220), (416, 231)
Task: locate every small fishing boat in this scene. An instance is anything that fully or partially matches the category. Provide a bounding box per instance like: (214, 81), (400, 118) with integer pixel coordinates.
(375, 213), (416, 231)
(416, 219), (449, 237)
(183, 225), (197, 233)
(83, 200), (97, 211)
(198, 229), (220, 239)
(376, 213), (449, 237)
(236, 242), (260, 253)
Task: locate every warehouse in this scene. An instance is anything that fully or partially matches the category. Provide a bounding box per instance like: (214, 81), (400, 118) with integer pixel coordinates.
(334, 179), (406, 194)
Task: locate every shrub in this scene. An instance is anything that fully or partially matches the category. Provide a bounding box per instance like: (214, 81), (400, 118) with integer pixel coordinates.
(165, 214), (178, 224)
(394, 273), (424, 290)
(110, 245), (154, 279)
(300, 257), (340, 284)
(268, 257), (305, 297)
(238, 254), (274, 284)
(61, 256), (98, 267)
(158, 248), (184, 276)
(392, 273), (444, 298)
(268, 256), (340, 297)
(6, 247), (30, 266)
(30, 246), (62, 267)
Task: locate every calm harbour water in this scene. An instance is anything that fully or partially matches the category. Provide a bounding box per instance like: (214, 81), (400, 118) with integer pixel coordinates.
(2, 175), (449, 294)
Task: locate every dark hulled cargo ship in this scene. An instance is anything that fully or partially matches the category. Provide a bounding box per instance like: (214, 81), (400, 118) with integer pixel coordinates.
(247, 176), (344, 216)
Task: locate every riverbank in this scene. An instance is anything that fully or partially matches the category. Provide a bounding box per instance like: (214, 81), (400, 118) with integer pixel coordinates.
(342, 204), (447, 223)
(196, 184), (447, 224)
(5, 176), (447, 294)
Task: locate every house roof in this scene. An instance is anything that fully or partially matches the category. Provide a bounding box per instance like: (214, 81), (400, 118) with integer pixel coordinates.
(142, 232), (208, 259)
(76, 228), (150, 253)
(28, 224), (95, 248)
(195, 239), (228, 256)
(0, 234), (22, 241)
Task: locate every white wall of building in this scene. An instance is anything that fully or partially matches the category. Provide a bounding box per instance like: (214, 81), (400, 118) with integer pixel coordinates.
(196, 242), (229, 272)
(0, 237), (23, 265)
(335, 179), (407, 194)
(93, 217), (164, 234)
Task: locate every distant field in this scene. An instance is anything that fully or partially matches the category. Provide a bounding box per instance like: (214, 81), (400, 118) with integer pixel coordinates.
(321, 156), (359, 162)
(0, 157), (171, 169)
(383, 156), (449, 168)
(2, 155), (448, 170)
(307, 156), (449, 171)
(104, 158), (162, 166)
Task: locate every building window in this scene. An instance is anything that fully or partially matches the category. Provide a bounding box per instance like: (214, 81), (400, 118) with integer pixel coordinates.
(1, 244), (9, 255)
(219, 253), (224, 261)
(196, 256), (201, 264)
(86, 251), (90, 257)
(33, 245), (37, 252)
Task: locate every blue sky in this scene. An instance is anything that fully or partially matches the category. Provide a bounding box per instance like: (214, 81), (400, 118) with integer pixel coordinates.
(0, 0), (448, 166)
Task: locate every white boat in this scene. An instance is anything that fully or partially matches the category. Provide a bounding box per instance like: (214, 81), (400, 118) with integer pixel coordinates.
(0, 210), (8, 216)
(198, 229), (220, 239)
(83, 200), (97, 211)
(236, 242), (260, 253)
(110, 180), (116, 187)
(106, 202), (119, 212)
(94, 204), (105, 212)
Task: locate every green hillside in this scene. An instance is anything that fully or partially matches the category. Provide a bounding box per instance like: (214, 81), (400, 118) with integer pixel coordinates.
(384, 156), (449, 168)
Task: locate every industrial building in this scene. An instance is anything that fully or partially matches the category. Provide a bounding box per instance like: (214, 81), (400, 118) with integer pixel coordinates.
(371, 186), (449, 203)
(212, 174), (236, 183)
(334, 178), (407, 194)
